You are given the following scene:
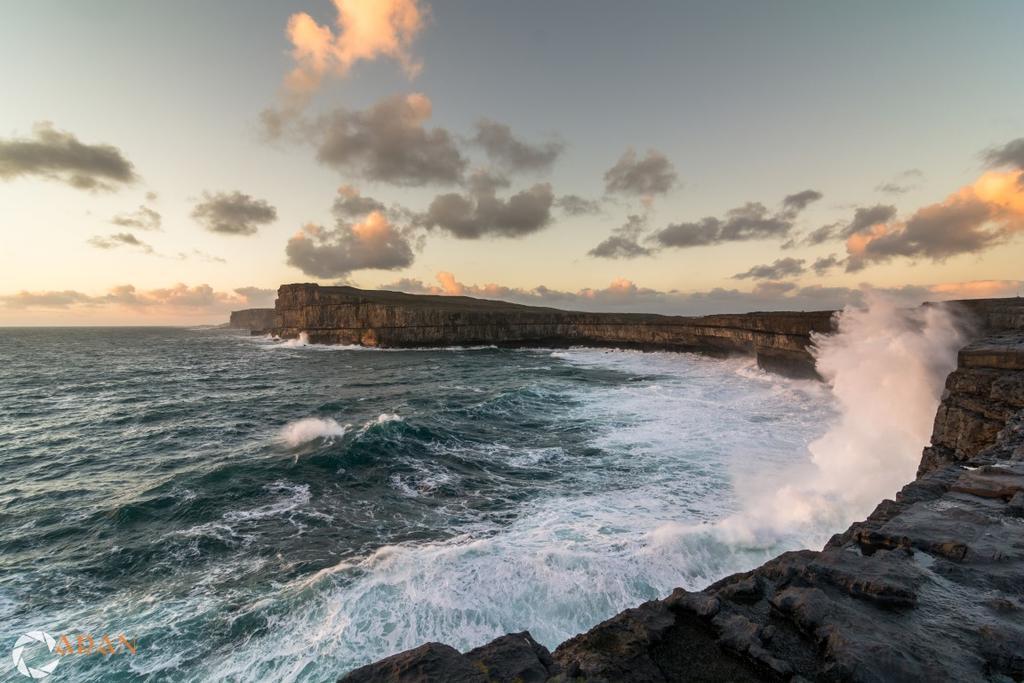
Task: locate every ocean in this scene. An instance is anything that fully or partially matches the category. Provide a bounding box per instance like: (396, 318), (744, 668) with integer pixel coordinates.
(0, 327), (837, 681)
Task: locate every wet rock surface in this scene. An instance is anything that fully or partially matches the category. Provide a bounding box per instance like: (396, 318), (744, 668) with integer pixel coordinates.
(338, 299), (1024, 682)
(342, 633), (560, 683)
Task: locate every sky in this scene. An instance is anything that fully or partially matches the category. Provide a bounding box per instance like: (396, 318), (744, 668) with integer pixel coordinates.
(1, 0), (1022, 324)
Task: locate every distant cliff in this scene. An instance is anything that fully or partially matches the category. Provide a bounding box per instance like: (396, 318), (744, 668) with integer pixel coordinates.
(228, 308), (275, 332)
(264, 283), (835, 378)
(340, 299), (1024, 683)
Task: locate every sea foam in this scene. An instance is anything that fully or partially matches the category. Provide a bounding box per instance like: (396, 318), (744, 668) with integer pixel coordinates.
(204, 345), (834, 680)
(715, 294), (964, 546)
(278, 417), (348, 447)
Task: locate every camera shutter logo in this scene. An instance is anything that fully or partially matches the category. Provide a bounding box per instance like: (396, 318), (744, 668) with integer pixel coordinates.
(11, 631), (60, 679)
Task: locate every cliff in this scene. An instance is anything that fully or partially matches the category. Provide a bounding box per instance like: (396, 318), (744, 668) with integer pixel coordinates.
(340, 299), (1024, 683)
(265, 283), (836, 378)
(228, 308), (276, 332)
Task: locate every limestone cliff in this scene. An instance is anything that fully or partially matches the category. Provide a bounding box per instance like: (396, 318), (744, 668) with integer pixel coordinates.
(228, 308), (276, 332)
(267, 283), (835, 378)
(340, 299), (1024, 683)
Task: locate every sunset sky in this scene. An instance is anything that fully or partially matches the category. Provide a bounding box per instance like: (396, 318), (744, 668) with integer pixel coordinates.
(2, 0), (1022, 324)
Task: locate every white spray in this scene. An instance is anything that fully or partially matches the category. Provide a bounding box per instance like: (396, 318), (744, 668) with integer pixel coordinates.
(278, 417), (348, 448)
(718, 294), (965, 546)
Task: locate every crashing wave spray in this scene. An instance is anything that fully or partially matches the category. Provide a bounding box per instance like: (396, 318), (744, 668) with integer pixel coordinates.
(719, 294), (965, 545)
(278, 417), (348, 447)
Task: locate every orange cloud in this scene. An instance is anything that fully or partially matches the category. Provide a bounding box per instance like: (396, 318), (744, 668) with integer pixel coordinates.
(285, 0), (426, 100)
(350, 210), (393, 240)
(579, 277), (640, 300)
(927, 279), (1022, 299)
(845, 223), (892, 256)
(435, 271), (464, 295)
(0, 284), (274, 314)
(969, 170), (1024, 215)
(845, 169), (1024, 269)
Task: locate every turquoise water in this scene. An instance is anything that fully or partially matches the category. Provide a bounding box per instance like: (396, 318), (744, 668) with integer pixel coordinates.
(0, 328), (834, 681)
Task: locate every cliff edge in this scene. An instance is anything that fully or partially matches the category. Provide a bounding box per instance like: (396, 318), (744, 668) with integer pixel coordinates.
(228, 307), (276, 332)
(340, 299), (1024, 682)
(263, 283), (836, 378)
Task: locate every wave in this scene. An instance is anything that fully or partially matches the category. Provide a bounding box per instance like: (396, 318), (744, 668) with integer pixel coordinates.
(715, 294), (964, 547)
(363, 413), (403, 429)
(253, 333), (498, 353)
(283, 332), (311, 347)
(278, 417), (348, 448)
(201, 479), (796, 681)
(195, 344), (836, 679)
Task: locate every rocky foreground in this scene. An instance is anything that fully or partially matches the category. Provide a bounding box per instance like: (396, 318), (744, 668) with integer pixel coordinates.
(336, 298), (1024, 682)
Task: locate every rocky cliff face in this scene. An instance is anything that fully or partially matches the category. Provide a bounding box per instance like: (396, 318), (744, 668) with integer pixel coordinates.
(268, 283), (835, 378)
(228, 308), (276, 332)
(919, 335), (1024, 476)
(340, 299), (1024, 683)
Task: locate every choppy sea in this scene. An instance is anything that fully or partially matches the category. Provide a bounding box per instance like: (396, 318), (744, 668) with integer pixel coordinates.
(0, 327), (837, 681)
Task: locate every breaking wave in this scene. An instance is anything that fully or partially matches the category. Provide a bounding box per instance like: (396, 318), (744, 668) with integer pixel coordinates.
(6, 315), (960, 680)
(279, 417), (348, 447)
(717, 294), (964, 547)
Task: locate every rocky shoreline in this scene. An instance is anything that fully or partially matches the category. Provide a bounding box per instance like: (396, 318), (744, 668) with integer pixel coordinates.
(235, 283), (837, 378)
(328, 298), (1024, 683)
(226, 291), (1024, 681)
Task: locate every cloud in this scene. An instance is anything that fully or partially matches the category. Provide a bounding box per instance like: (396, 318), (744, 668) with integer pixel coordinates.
(192, 191), (278, 235)
(604, 148), (677, 197)
(555, 194), (602, 216)
(846, 170), (1024, 271)
(781, 190), (823, 213)
(419, 171), (554, 238)
(812, 254), (842, 275)
(596, 189), (820, 254)
(87, 232), (154, 253)
(233, 286), (277, 308)
(928, 279), (1023, 299)
(381, 271), (675, 308)
(311, 93), (466, 186)
(876, 182), (915, 194)
(984, 138), (1024, 172)
(286, 210), (414, 277)
(781, 204), (894, 249)
(781, 221), (841, 249)
(377, 272), (1022, 316)
(283, 0), (426, 104)
(589, 214), (653, 259)
(0, 122), (137, 191)
(179, 249), (227, 264)
(732, 257), (806, 280)
(111, 205), (161, 231)
(333, 184), (386, 217)
(841, 204), (898, 238)
(0, 283), (272, 314)
(472, 119), (563, 172)
(0, 290), (97, 308)
(876, 169), (924, 194)
(654, 201), (796, 249)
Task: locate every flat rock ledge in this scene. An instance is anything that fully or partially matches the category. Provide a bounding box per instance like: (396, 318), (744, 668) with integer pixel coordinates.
(338, 302), (1024, 682)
